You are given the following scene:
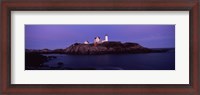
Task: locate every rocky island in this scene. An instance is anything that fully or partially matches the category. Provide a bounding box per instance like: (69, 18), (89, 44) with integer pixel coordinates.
(26, 41), (168, 55)
(65, 41), (166, 55)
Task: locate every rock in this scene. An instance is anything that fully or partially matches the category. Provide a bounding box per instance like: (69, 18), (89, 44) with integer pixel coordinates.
(25, 53), (48, 69)
(64, 41), (154, 55)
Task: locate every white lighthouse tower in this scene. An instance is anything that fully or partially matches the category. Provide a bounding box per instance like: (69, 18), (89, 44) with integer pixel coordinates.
(102, 34), (109, 43)
(105, 34), (108, 41)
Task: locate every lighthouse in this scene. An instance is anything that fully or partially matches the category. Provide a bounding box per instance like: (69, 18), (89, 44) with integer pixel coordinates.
(105, 34), (108, 41)
(101, 34), (109, 43)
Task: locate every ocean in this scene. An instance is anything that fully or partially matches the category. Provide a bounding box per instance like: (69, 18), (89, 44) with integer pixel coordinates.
(42, 49), (175, 70)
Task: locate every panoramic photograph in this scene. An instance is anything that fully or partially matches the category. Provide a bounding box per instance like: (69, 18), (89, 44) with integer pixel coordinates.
(25, 25), (175, 70)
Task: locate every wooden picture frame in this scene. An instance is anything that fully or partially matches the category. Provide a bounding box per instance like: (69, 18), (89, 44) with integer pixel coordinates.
(0, 0), (199, 95)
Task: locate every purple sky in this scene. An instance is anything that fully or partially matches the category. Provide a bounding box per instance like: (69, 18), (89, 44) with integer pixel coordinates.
(25, 25), (175, 49)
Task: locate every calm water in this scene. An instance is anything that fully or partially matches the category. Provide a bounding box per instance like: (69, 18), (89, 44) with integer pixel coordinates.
(42, 50), (175, 70)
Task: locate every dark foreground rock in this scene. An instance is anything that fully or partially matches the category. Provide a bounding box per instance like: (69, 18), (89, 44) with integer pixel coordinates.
(25, 53), (48, 70)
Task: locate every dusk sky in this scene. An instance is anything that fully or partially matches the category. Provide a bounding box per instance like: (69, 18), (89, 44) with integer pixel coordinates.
(25, 25), (175, 49)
